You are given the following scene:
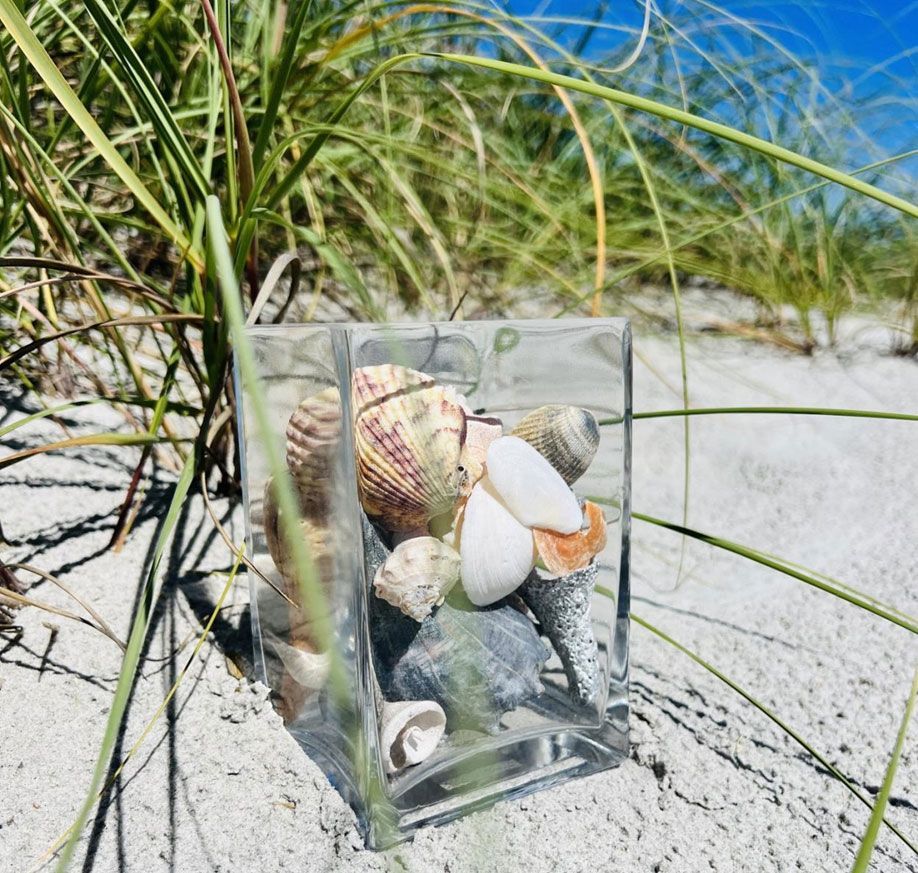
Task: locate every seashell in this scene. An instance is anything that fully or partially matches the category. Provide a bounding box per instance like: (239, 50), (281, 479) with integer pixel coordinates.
(372, 596), (550, 733)
(262, 476), (335, 596)
(534, 501), (607, 575)
(511, 405), (599, 486)
(486, 436), (582, 534)
(268, 636), (331, 690)
(285, 386), (342, 514)
(352, 364), (466, 532)
(458, 415), (503, 497)
(459, 479), (535, 607)
(373, 536), (461, 622)
(520, 563), (600, 706)
(378, 699), (447, 774)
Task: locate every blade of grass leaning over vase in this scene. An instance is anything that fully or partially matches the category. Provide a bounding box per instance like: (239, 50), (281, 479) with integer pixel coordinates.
(620, 608), (918, 855)
(851, 668), (918, 872)
(628, 512), (918, 634)
(204, 194), (345, 693)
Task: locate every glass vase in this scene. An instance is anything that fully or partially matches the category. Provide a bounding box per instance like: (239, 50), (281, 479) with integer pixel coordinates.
(235, 318), (631, 848)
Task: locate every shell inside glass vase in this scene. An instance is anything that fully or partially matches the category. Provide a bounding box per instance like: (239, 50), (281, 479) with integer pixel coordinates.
(236, 319), (631, 849)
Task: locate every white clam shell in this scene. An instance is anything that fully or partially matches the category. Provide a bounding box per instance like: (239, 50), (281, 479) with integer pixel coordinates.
(485, 436), (582, 534)
(379, 699), (447, 774)
(459, 479), (535, 606)
(373, 536), (461, 622)
(268, 637), (331, 690)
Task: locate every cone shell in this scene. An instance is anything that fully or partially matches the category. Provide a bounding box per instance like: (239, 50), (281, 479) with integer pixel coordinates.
(352, 364), (466, 532)
(486, 436), (582, 534)
(459, 479), (536, 607)
(285, 386), (341, 514)
(534, 501), (607, 575)
(521, 563), (600, 706)
(373, 536), (461, 622)
(379, 699), (447, 774)
(511, 405), (599, 486)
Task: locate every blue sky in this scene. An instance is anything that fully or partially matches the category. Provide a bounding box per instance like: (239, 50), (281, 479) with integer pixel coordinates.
(500, 1), (916, 158)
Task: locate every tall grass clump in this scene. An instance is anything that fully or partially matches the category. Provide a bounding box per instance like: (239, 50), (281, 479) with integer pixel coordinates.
(0, 0), (915, 867)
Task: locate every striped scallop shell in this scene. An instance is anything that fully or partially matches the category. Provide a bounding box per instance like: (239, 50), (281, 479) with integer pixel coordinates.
(352, 364), (466, 532)
(511, 405), (599, 486)
(285, 386), (341, 515)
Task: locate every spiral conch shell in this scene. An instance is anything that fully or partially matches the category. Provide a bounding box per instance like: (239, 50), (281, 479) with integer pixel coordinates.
(373, 536), (461, 622)
(511, 405), (599, 486)
(285, 386), (341, 515)
(534, 500), (607, 576)
(352, 364), (466, 531)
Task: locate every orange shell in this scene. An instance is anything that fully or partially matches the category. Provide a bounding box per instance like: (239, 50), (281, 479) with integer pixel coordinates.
(533, 501), (606, 575)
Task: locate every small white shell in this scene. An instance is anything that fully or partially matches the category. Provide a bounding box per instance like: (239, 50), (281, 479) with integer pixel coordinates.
(379, 699), (447, 774)
(269, 637), (331, 690)
(485, 436), (582, 534)
(459, 479), (535, 606)
(373, 536), (461, 622)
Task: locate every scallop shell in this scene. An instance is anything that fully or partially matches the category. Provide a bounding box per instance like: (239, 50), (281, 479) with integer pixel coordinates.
(371, 596), (549, 733)
(373, 536), (461, 622)
(458, 415), (503, 497)
(285, 386), (341, 514)
(534, 500), (607, 575)
(511, 405), (599, 486)
(352, 364), (466, 532)
(486, 436), (582, 534)
(379, 699), (447, 774)
(520, 563), (600, 706)
(459, 478), (535, 607)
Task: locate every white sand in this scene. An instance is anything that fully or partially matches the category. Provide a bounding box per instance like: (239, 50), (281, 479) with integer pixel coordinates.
(1, 323), (916, 872)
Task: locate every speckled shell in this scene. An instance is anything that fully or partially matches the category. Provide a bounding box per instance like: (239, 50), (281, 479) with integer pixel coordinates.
(534, 500), (607, 575)
(352, 365), (466, 532)
(371, 596), (550, 733)
(373, 536), (461, 622)
(511, 405), (600, 486)
(285, 386), (341, 514)
(520, 563), (600, 706)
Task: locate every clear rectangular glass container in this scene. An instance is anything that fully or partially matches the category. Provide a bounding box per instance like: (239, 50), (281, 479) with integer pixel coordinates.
(235, 319), (631, 848)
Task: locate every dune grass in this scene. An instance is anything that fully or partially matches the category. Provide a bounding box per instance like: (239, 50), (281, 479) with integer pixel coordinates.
(0, 0), (915, 867)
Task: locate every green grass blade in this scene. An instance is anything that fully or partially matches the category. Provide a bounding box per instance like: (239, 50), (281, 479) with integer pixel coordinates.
(0, 0), (200, 263)
(606, 407), (918, 423)
(851, 668), (918, 872)
(624, 609), (917, 855)
(80, 0), (209, 199)
(204, 194), (344, 689)
(426, 52), (918, 218)
(630, 512), (918, 633)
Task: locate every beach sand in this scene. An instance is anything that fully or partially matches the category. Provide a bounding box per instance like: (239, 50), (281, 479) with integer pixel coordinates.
(1, 324), (916, 872)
